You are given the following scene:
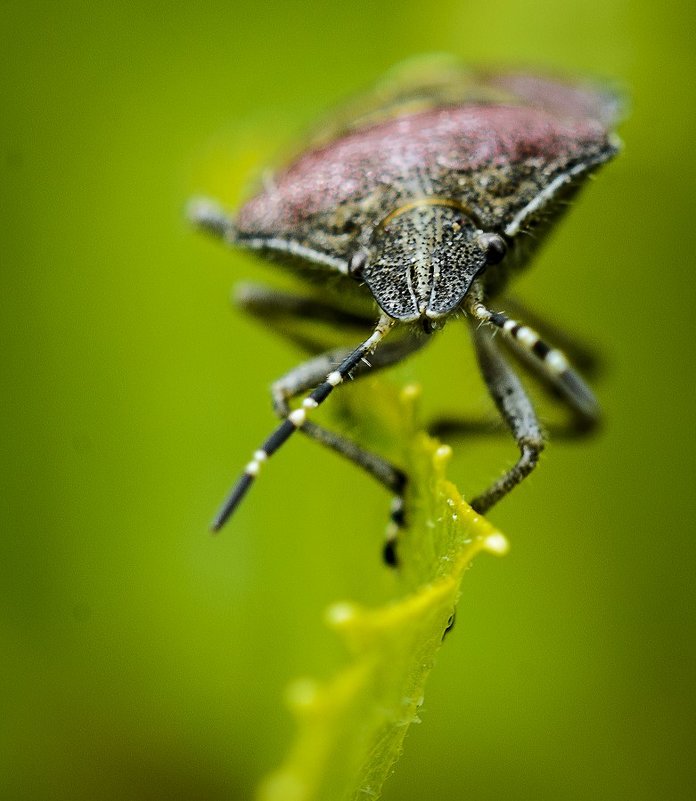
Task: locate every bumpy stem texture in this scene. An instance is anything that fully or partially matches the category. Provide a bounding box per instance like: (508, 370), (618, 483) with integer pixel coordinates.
(257, 380), (508, 801)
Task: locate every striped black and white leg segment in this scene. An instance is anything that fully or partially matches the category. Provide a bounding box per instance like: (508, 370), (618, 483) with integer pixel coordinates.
(271, 333), (426, 495)
(268, 324), (424, 566)
(210, 314), (395, 531)
(496, 295), (602, 376)
(271, 334), (428, 415)
(466, 294), (599, 421)
(469, 324), (545, 514)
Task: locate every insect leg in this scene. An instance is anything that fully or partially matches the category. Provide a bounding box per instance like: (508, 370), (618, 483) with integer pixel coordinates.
(234, 285), (426, 495)
(430, 414), (592, 442)
(187, 197), (237, 242)
(234, 282), (375, 353)
(432, 295), (600, 441)
(210, 314), (394, 532)
(270, 333), (428, 565)
(235, 285), (425, 502)
(493, 332), (600, 436)
(270, 346), (408, 493)
(466, 294), (599, 425)
(497, 295), (602, 376)
(468, 324), (545, 514)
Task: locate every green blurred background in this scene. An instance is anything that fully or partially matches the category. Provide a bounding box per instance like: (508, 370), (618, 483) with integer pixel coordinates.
(2, 1), (694, 799)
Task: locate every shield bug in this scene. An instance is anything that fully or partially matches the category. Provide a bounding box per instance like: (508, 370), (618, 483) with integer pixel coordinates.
(189, 57), (622, 558)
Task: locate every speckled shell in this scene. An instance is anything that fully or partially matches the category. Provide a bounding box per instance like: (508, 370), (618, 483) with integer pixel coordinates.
(239, 105), (613, 234)
(233, 59), (621, 321)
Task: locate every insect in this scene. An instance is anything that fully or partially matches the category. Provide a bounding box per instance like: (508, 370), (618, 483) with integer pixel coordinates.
(189, 57), (622, 562)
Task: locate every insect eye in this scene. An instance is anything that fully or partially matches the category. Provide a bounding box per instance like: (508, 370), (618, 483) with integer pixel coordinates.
(479, 233), (508, 265)
(349, 250), (368, 276)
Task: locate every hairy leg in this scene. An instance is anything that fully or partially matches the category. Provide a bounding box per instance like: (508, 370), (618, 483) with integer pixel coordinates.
(466, 289), (600, 428)
(269, 332), (428, 565)
(233, 283), (427, 506)
(210, 314), (397, 531)
(497, 295), (603, 377)
(468, 324), (545, 514)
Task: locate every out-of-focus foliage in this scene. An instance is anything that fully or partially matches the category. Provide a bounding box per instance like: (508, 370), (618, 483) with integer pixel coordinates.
(2, 2), (695, 800)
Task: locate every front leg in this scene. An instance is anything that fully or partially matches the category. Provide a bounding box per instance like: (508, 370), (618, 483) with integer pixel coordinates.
(434, 293), (602, 443)
(468, 324), (545, 514)
(236, 284), (429, 562)
(210, 315), (395, 532)
(270, 333), (429, 565)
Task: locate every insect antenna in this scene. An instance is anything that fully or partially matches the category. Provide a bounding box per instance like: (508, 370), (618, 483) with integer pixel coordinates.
(210, 314), (395, 532)
(467, 297), (597, 417)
